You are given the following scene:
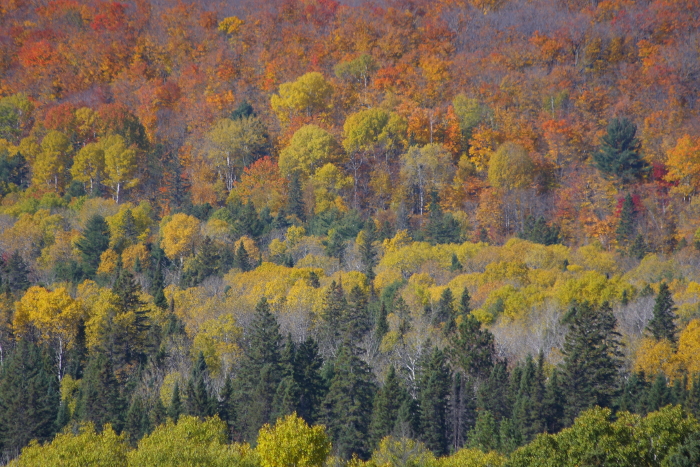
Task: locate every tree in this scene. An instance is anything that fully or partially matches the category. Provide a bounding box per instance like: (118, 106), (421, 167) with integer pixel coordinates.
(616, 193), (636, 246)
(487, 142), (534, 191)
(0, 340), (59, 456)
(560, 302), (623, 424)
(665, 134), (700, 198)
(160, 213), (201, 265)
(31, 131), (72, 192)
(4, 250), (30, 293)
(369, 366), (411, 448)
(448, 312), (496, 380)
(357, 226), (378, 286)
(234, 297), (283, 442)
(102, 134), (138, 203)
(0, 150), (29, 195)
(256, 413), (331, 467)
(76, 215), (110, 278)
(593, 117), (648, 183)
(287, 173), (306, 221)
(418, 346), (452, 456)
(71, 142), (105, 195)
(279, 125), (339, 179)
(518, 216), (561, 246)
(271, 72), (333, 123)
(205, 116), (267, 191)
(76, 353), (124, 432)
(646, 282), (677, 343)
(184, 353), (214, 418)
(321, 341), (375, 459)
(400, 144), (453, 215)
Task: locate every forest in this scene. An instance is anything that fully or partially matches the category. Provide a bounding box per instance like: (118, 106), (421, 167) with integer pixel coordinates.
(0, 0), (700, 464)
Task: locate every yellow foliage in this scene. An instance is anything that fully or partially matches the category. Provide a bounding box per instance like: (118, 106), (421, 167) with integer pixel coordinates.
(97, 249), (120, 275)
(633, 338), (679, 379)
(554, 271), (626, 307)
(382, 230), (412, 254)
(439, 448), (506, 467)
(676, 320), (700, 375)
(105, 202), (153, 247)
(218, 16), (244, 35)
(202, 218), (232, 244)
(236, 236), (260, 260)
(256, 413), (331, 467)
(192, 314), (242, 376)
(122, 244), (150, 271)
(311, 163), (352, 214)
(160, 372), (184, 406)
(14, 286), (84, 349)
(573, 242), (620, 276)
(160, 213), (201, 262)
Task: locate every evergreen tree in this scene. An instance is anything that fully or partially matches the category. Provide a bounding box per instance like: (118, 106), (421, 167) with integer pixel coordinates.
(218, 375), (235, 438)
(629, 233), (647, 260)
(168, 381), (182, 422)
(617, 372), (649, 415)
(287, 174), (306, 221)
(542, 368), (565, 434)
(450, 253), (463, 272)
(231, 100), (255, 120)
(424, 191), (461, 244)
(560, 302), (623, 424)
(510, 354), (546, 443)
(75, 215), (111, 279)
(181, 237), (220, 287)
(0, 340), (59, 456)
(448, 372), (477, 452)
(593, 117), (648, 183)
(76, 353), (124, 431)
(448, 312), (495, 380)
(646, 282), (678, 343)
(293, 338), (326, 424)
(369, 366), (410, 449)
(110, 269), (150, 370)
(646, 373), (672, 412)
(616, 193), (636, 246)
(320, 280), (347, 347)
(124, 396), (151, 445)
(233, 297), (282, 442)
(234, 241), (251, 272)
(467, 410), (499, 452)
(358, 224), (378, 287)
(346, 284), (371, 340)
(418, 347), (451, 456)
(518, 216), (562, 245)
(184, 353), (214, 418)
(321, 341), (375, 460)
(433, 287), (455, 329)
(323, 229), (345, 266)
(4, 250), (30, 293)
(150, 261), (168, 310)
(476, 361), (511, 421)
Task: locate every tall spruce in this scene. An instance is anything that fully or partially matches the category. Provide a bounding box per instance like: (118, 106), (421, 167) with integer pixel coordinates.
(510, 354), (546, 443)
(287, 173), (306, 221)
(0, 340), (59, 456)
(646, 282), (678, 343)
(321, 340), (375, 460)
(168, 381), (182, 422)
(4, 250), (30, 293)
(184, 352), (214, 417)
(76, 353), (124, 431)
(358, 224), (377, 288)
(448, 311), (495, 380)
(75, 215), (110, 278)
(233, 297), (282, 442)
(593, 117), (648, 183)
(418, 346), (452, 456)
(369, 366), (411, 448)
(542, 369), (566, 433)
(616, 193), (636, 246)
(560, 302), (623, 424)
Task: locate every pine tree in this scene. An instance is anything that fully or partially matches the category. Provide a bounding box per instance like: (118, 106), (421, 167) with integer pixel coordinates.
(76, 353), (124, 432)
(168, 381), (182, 422)
(0, 340), (59, 456)
(321, 340), (375, 460)
(346, 284), (371, 340)
(646, 373), (672, 412)
(560, 302), (623, 424)
(287, 173), (306, 222)
(234, 241), (251, 272)
(218, 375), (235, 438)
(4, 250), (30, 293)
(418, 347), (451, 456)
(233, 297), (282, 442)
(646, 282), (678, 343)
(358, 224), (377, 287)
(510, 354), (545, 443)
(433, 288), (455, 329)
(629, 233), (647, 260)
(467, 410), (499, 452)
(110, 269), (150, 370)
(616, 193), (636, 246)
(617, 372), (649, 414)
(75, 215), (111, 279)
(320, 280), (347, 347)
(369, 366), (410, 449)
(542, 369), (565, 434)
(185, 353), (213, 418)
(450, 253), (463, 272)
(448, 312), (495, 380)
(593, 117), (648, 183)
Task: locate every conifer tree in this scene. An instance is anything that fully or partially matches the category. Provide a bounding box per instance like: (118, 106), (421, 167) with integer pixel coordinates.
(560, 302), (623, 424)
(111, 269), (149, 370)
(629, 233), (647, 260)
(185, 353), (214, 418)
(450, 253), (463, 272)
(616, 193), (636, 246)
(150, 261), (168, 310)
(124, 396), (151, 445)
(321, 340), (375, 460)
(593, 117), (648, 183)
(168, 381), (182, 422)
(218, 375), (235, 437)
(293, 338), (325, 424)
(346, 284), (371, 340)
(646, 282), (678, 343)
(76, 353), (124, 432)
(617, 372), (649, 414)
(448, 372), (476, 452)
(75, 215), (110, 278)
(0, 340), (59, 456)
(234, 241), (251, 272)
(369, 366), (410, 449)
(448, 312), (495, 380)
(467, 410), (499, 452)
(510, 354), (546, 443)
(646, 373), (672, 412)
(542, 369), (565, 434)
(288, 173), (306, 221)
(234, 297), (282, 441)
(320, 280), (347, 347)
(272, 337), (301, 421)
(358, 224), (377, 287)
(418, 347), (451, 456)
(477, 361), (510, 421)
(433, 287), (454, 329)
(4, 250), (30, 293)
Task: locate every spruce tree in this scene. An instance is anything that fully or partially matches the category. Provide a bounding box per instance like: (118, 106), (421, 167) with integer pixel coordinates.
(433, 288), (455, 329)
(124, 396), (151, 445)
(320, 280), (347, 347)
(76, 353), (124, 431)
(450, 253), (463, 272)
(448, 372), (477, 452)
(358, 224), (377, 287)
(234, 297), (282, 441)
(418, 347), (451, 456)
(75, 215), (110, 279)
(346, 284), (371, 340)
(4, 250), (30, 293)
(448, 312), (495, 380)
(467, 410), (499, 452)
(542, 369), (565, 434)
(510, 354), (546, 443)
(168, 381), (182, 422)
(110, 269), (149, 371)
(593, 117), (648, 183)
(185, 353), (214, 418)
(293, 338), (325, 424)
(617, 372), (649, 414)
(629, 233), (647, 260)
(288, 173), (306, 221)
(646, 282), (677, 343)
(0, 340), (59, 455)
(369, 366), (410, 449)
(560, 302), (623, 424)
(616, 193), (636, 246)
(646, 373), (672, 412)
(234, 241), (251, 272)
(476, 361), (510, 421)
(218, 375), (235, 437)
(321, 340), (375, 460)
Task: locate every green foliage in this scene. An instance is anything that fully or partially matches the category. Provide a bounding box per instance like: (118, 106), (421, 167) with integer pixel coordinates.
(256, 413), (331, 467)
(517, 216), (561, 246)
(646, 282), (678, 343)
(75, 215), (110, 279)
(418, 347), (451, 456)
(593, 118), (648, 183)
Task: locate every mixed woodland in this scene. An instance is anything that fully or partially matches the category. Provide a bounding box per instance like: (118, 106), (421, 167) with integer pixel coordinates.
(1, 0), (700, 464)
